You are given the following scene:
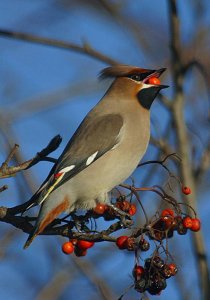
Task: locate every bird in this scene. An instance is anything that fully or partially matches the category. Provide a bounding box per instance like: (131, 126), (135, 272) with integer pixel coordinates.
(23, 64), (168, 248)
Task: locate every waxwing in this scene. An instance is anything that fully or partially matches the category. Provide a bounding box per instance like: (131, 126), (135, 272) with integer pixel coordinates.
(24, 64), (168, 248)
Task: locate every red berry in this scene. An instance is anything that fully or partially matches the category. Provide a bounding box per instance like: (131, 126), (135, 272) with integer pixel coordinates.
(116, 200), (130, 212)
(168, 263), (178, 276)
(93, 203), (107, 215)
(77, 240), (95, 250)
(191, 218), (201, 232)
(132, 265), (145, 280)
(116, 236), (128, 249)
(62, 241), (74, 255)
(147, 77), (160, 85)
(161, 208), (174, 218)
(147, 77), (161, 85)
(182, 186), (191, 195)
(182, 216), (193, 229)
(129, 204), (137, 216)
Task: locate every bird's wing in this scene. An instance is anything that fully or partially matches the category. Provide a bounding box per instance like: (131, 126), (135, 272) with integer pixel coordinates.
(36, 113), (124, 204)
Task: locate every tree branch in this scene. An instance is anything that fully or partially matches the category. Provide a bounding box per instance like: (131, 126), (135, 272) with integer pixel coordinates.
(0, 205), (123, 243)
(0, 135), (61, 178)
(0, 29), (118, 66)
(168, 1), (210, 299)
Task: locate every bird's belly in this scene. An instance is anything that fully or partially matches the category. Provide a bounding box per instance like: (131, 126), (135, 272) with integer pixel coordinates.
(69, 130), (149, 208)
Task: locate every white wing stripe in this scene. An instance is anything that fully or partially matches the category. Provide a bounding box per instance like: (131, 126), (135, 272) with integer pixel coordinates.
(60, 165), (75, 173)
(86, 151), (98, 166)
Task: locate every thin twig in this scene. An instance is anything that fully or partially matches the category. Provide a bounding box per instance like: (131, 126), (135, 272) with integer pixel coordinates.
(119, 183), (149, 225)
(0, 205), (128, 243)
(0, 135), (61, 178)
(0, 185), (8, 193)
(0, 29), (118, 66)
(2, 144), (19, 167)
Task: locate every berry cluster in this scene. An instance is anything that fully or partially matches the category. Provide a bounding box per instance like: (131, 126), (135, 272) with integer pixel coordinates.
(114, 204), (201, 296)
(148, 208), (201, 241)
(62, 239), (94, 256)
(92, 197), (137, 220)
(133, 257), (177, 295)
(60, 184), (201, 297)
(116, 236), (150, 252)
(115, 207), (201, 250)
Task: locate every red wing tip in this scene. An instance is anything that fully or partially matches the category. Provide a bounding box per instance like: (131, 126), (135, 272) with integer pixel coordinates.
(54, 172), (63, 179)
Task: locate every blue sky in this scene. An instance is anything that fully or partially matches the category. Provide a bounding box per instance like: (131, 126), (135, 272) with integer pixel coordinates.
(0, 1), (209, 300)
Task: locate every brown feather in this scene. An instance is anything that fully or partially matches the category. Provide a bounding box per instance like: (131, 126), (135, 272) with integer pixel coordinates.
(23, 196), (70, 249)
(37, 197), (69, 235)
(99, 64), (152, 79)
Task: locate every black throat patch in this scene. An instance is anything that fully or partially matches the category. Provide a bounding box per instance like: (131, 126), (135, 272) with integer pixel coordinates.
(137, 86), (161, 110)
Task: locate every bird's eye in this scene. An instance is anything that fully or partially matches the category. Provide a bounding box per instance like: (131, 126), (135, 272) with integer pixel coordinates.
(128, 74), (144, 81)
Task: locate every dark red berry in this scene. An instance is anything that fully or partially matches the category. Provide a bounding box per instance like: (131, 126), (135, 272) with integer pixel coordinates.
(116, 236), (128, 249)
(168, 263), (178, 276)
(147, 276), (167, 295)
(74, 247), (87, 257)
(144, 258), (152, 270)
(153, 256), (165, 269)
(177, 222), (188, 235)
(132, 265), (145, 280)
(135, 277), (147, 293)
(162, 215), (174, 229)
(161, 265), (172, 279)
(139, 239), (150, 251)
(126, 237), (136, 251)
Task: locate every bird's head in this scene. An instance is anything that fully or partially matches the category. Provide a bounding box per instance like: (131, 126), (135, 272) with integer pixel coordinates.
(100, 65), (168, 110)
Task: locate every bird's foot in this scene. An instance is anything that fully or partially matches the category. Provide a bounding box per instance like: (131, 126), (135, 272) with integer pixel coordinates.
(70, 212), (91, 232)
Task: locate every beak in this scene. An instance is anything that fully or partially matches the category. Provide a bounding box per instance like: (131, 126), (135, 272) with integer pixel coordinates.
(143, 68), (169, 89)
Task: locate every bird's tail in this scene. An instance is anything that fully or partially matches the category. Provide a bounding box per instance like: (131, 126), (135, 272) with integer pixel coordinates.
(23, 196), (70, 249)
(23, 229), (39, 249)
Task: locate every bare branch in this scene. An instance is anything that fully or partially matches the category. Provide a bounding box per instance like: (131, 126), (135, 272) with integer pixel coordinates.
(0, 185), (8, 193)
(0, 29), (118, 65)
(150, 136), (175, 156)
(0, 205), (122, 243)
(168, 1), (210, 298)
(0, 135), (60, 178)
